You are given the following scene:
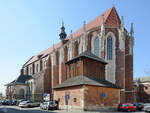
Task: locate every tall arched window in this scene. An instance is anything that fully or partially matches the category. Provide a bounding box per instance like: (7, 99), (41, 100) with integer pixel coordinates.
(74, 41), (79, 57)
(107, 37), (113, 60)
(94, 36), (100, 57)
(36, 64), (38, 73)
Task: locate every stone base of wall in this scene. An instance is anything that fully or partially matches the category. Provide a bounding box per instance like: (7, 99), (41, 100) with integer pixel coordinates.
(59, 105), (117, 112)
(84, 105), (117, 111)
(59, 105), (83, 110)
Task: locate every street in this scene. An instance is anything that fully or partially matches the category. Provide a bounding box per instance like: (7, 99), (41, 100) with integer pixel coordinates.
(0, 106), (147, 113)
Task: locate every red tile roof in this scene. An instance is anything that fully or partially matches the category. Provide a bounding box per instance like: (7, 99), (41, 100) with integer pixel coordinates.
(23, 7), (121, 67)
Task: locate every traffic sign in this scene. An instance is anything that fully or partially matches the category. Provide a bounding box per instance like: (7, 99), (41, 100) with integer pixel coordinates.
(65, 94), (70, 100)
(101, 92), (106, 98)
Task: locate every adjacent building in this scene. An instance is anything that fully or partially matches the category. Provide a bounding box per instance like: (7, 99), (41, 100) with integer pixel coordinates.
(134, 77), (150, 103)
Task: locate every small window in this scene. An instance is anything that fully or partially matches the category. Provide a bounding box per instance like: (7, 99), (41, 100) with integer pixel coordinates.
(30, 67), (32, 75)
(74, 98), (77, 102)
(36, 64), (38, 73)
(70, 64), (73, 70)
(77, 62), (80, 67)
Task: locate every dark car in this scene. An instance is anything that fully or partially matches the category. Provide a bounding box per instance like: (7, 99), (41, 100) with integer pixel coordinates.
(117, 103), (136, 112)
(134, 103), (144, 111)
(1, 100), (10, 105)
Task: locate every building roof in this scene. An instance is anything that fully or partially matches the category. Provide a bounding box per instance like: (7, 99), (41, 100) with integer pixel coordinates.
(66, 51), (107, 64)
(134, 76), (150, 83)
(5, 74), (32, 86)
(54, 75), (121, 89)
(23, 7), (121, 67)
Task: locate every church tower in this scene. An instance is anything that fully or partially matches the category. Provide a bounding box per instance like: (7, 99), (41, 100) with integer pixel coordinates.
(59, 22), (67, 42)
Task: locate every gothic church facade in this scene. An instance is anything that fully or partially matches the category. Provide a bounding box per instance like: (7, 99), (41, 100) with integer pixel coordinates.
(6, 7), (134, 106)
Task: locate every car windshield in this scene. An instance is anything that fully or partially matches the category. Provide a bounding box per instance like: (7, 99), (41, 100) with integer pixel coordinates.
(49, 101), (55, 104)
(20, 101), (28, 104)
(128, 103), (133, 106)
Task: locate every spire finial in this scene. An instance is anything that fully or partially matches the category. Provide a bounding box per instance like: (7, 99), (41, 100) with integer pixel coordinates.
(70, 30), (73, 39)
(121, 16), (124, 31)
(53, 42), (55, 52)
(62, 21), (64, 27)
(83, 20), (86, 32)
(102, 14), (104, 25)
(121, 16), (124, 27)
(130, 22), (134, 35)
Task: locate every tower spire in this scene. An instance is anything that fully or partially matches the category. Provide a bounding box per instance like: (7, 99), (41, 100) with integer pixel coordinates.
(101, 14), (104, 25)
(70, 30), (73, 39)
(121, 16), (124, 31)
(53, 42), (55, 52)
(101, 14), (105, 36)
(59, 21), (67, 41)
(83, 20), (87, 52)
(130, 22), (134, 37)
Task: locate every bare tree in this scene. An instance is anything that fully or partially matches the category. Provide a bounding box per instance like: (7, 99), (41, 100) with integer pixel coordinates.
(6, 85), (16, 102)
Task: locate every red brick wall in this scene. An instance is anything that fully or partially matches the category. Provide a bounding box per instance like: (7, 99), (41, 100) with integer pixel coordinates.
(54, 85), (120, 110)
(84, 85), (120, 110)
(54, 86), (84, 110)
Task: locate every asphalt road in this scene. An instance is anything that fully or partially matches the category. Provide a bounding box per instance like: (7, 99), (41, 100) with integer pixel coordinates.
(0, 106), (53, 113)
(0, 106), (146, 113)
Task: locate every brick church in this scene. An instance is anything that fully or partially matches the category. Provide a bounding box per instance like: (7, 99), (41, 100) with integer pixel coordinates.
(6, 7), (134, 110)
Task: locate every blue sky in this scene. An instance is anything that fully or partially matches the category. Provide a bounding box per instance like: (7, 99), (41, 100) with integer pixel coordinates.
(0, 0), (150, 94)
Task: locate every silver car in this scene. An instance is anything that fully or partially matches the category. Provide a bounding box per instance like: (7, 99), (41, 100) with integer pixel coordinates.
(143, 103), (150, 112)
(19, 100), (40, 108)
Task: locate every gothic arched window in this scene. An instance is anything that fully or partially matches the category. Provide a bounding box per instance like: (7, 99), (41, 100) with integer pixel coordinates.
(94, 36), (100, 57)
(107, 37), (113, 60)
(36, 64), (38, 73)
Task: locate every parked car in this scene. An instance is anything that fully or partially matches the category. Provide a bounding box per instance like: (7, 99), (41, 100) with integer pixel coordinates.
(19, 100), (40, 108)
(40, 102), (49, 110)
(16, 99), (27, 105)
(133, 103), (144, 111)
(117, 103), (136, 112)
(143, 103), (150, 112)
(1, 100), (10, 105)
(40, 100), (59, 110)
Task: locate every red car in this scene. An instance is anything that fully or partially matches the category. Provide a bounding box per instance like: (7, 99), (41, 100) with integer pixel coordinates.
(117, 103), (136, 112)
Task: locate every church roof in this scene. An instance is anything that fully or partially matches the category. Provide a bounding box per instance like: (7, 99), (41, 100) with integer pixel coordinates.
(54, 75), (121, 89)
(23, 7), (121, 67)
(66, 51), (107, 64)
(5, 74), (32, 86)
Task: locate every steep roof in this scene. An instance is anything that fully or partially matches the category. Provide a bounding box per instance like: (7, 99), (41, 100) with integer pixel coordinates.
(23, 7), (120, 67)
(54, 75), (121, 89)
(5, 75), (32, 86)
(66, 51), (107, 64)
